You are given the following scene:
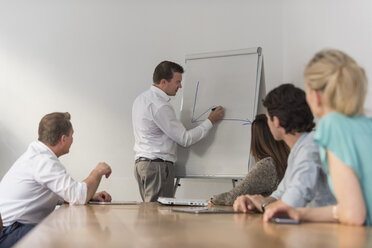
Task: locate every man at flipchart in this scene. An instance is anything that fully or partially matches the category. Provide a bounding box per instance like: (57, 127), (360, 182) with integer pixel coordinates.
(132, 61), (224, 202)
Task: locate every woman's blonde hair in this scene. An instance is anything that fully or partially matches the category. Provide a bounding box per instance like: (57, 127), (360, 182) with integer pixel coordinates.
(304, 49), (367, 116)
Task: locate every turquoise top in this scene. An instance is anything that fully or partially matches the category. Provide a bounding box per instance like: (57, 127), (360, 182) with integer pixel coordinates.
(314, 112), (372, 226)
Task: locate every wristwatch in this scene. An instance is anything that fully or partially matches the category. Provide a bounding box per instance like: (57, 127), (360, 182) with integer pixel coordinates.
(261, 199), (275, 212)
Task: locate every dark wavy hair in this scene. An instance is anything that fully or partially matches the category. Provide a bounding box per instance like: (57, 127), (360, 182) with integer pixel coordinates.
(153, 61), (184, 84)
(263, 84), (315, 134)
(251, 114), (290, 180)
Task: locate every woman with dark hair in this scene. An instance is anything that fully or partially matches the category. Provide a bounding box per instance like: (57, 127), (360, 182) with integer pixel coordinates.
(210, 114), (290, 206)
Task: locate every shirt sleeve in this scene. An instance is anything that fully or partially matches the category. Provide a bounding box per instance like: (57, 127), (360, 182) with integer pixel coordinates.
(270, 180), (285, 200)
(212, 157), (278, 205)
(230, 157), (278, 197)
(34, 158), (87, 205)
(280, 147), (320, 207)
(153, 104), (213, 147)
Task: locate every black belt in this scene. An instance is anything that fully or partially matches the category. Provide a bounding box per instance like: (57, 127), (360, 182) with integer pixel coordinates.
(135, 157), (174, 164)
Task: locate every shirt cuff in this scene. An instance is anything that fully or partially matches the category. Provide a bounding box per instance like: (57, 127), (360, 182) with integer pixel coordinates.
(69, 182), (88, 205)
(270, 192), (280, 200)
(201, 119), (213, 129)
(281, 191), (307, 208)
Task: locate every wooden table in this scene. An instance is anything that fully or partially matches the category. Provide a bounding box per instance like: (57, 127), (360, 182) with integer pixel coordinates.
(15, 203), (372, 248)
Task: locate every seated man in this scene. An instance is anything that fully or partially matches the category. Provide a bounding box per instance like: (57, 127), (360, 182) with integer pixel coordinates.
(0, 112), (112, 247)
(234, 84), (336, 214)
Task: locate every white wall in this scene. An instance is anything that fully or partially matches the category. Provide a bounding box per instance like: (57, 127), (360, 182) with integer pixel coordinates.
(0, 0), (283, 201)
(282, 0), (372, 112)
(1, 0), (371, 202)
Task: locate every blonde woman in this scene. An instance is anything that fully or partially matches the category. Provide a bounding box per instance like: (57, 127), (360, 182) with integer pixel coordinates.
(264, 49), (372, 226)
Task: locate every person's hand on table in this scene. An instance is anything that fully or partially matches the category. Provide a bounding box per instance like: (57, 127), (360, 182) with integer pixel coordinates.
(91, 191), (112, 202)
(263, 203), (300, 222)
(233, 194), (265, 212)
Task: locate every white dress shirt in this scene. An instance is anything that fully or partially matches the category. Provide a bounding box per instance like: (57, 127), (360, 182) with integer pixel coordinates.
(0, 141), (87, 226)
(132, 86), (213, 162)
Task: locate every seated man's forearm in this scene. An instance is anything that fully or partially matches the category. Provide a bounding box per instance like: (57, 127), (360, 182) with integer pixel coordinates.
(83, 170), (102, 204)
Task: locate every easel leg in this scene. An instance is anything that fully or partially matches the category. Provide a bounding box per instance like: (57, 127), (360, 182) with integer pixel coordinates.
(174, 178), (181, 197)
(232, 179), (238, 188)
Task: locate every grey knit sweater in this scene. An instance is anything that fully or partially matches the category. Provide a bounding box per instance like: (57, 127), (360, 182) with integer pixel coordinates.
(211, 157), (279, 206)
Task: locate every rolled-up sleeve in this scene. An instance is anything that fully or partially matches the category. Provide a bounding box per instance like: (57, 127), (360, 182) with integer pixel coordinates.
(270, 183), (284, 201)
(154, 105), (213, 147)
(35, 158), (87, 205)
(280, 160), (318, 207)
(271, 132), (334, 208)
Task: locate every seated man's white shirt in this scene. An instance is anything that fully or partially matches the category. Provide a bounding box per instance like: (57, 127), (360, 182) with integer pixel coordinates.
(0, 141), (87, 226)
(132, 86), (212, 162)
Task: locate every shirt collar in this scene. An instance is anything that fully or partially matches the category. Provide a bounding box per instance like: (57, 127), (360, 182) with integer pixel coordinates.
(291, 132), (310, 152)
(35, 140), (58, 159)
(150, 85), (171, 102)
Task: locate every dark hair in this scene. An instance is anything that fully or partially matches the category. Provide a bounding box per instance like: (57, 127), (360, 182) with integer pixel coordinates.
(263, 84), (315, 134)
(251, 114), (290, 180)
(153, 61), (184, 84)
(38, 112), (72, 146)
